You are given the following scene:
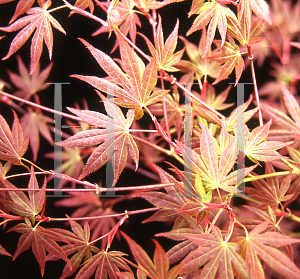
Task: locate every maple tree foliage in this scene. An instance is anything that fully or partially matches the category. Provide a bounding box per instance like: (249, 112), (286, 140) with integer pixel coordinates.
(0, 0), (300, 278)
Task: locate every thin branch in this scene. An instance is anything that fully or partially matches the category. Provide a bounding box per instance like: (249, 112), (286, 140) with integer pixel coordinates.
(61, 0), (108, 26)
(0, 90), (81, 121)
(247, 45), (263, 126)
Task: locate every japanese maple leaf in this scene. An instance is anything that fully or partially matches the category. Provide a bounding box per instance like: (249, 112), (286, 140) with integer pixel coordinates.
(58, 95), (139, 184)
(139, 164), (207, 229)
(92, 0), (141, 53)
(133, 0), (184, 10)
(207, 36), (245, 85)
(74, 0), (94, 13)
(176, 28), (221, 83)
(0, 244), (12, 257)
(193, 84), (234, 125)
(246, 163), (294, 211)
(3, 0), (46, 24)
(0, 0), (66, 74)
(240, 0), (272, 26)
(0, 162), (11, 214)
(7, 218), (71, 277)
(149, 88), (184, 140)
(243, 119), (293, 163)
(121, 232), (182, 279)
(227, 13), (265, 46)
(176, 124), (257, 194)
(139, 16), (184, 72)
(71, 29), (169, 120)
(262, 84), (300, 141)
(74, 250), (132, 279)
(180, 224), (249, 278)
(233, 220), (300, 279)
(7, 55), (53, 100)
(224, 94), (259, 132)
(47, 220), (99, 279)
(21, 109), (53, 162)
(187, 0), (239, 57)
(45, 145), (84, 187)
(55, 190), (121, 250)
(1, 166), (46, 219)
(0, 110), (29, 165)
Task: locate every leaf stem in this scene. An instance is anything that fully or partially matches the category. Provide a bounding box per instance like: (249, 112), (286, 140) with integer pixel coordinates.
(0, 90), (81, 121)
(47, 207), (159, 222)
(48, 5), (68, 13)
(0, 183), (174, 192)
(168, 76), (225, 120)
(61, 0), (108, 26)
(21, 158), (49, 173)
(247, 45), (263, 126)
(244, 169), (299, 182)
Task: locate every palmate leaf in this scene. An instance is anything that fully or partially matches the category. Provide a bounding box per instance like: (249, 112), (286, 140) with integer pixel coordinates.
(0, 110), (29, 165)
(243, 119), (293, 163)
(0, 0), (66, 74)
(176, 124), (257, 194)
(246, 162), (294, 210)
(180, 224), (250, 278)
(71, 28), (169, 120)
(262, 85), (300, 141)
(177, 28), (221, 82)
(74, 0), (94, 13)
(47, 220), (99, 279)
(74, 250), (132, 279)
(58, 95), (139, 184)
(187, 0), (239, 57)
(7, 219), (71, 277)
(21, 109), (53, 162)
(139, 16), (184, 72)
(7, 55), (53, 100)
(207, 36), (245, 85)
(92, 0), (141, 53)
(121, 232), (182, 279)
(133, 0), (184, 10)
(233, 220), (300, 279)
(55, 190), (120, 250)
(1, 166), (46, 218)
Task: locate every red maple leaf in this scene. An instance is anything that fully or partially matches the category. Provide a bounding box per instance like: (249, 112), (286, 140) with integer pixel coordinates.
(0, 0), (66, 74)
